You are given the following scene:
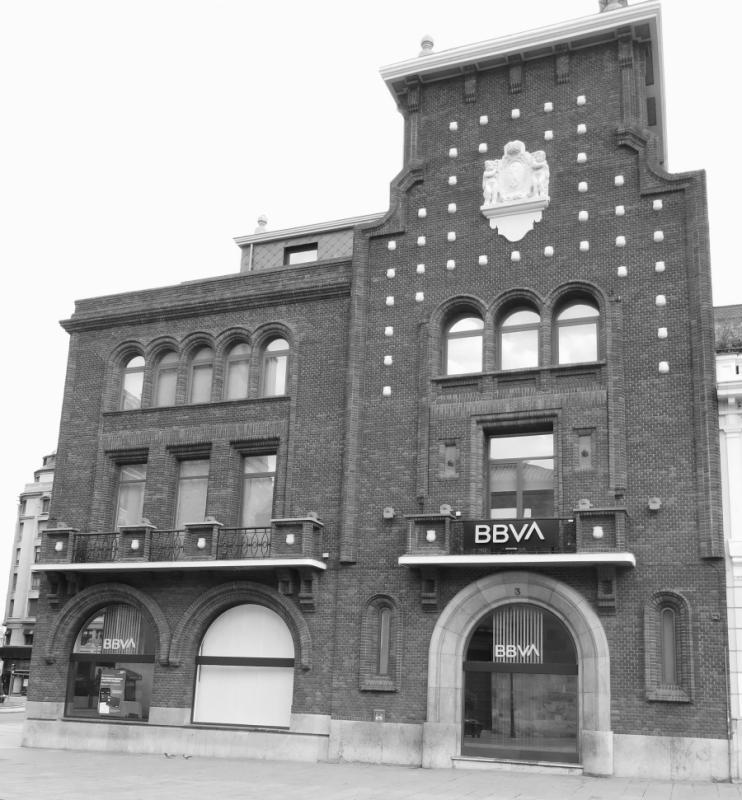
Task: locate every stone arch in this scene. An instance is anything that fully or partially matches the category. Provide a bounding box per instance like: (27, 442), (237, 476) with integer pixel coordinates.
(168, 581), (312, 670)
(44, 583), (171, 666)
(424, 571), (612, 775)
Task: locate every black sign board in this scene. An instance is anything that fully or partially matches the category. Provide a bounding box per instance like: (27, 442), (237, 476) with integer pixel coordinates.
(462, 518), (567, 554)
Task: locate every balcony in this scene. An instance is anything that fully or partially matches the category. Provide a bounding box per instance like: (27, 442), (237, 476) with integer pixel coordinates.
(398, 509), (635, 569)
(37, 518), (326, 574)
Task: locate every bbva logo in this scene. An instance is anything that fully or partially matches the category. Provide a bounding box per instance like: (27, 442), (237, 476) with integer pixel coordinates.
(494, 643), (541, 659)
(103, 637), (137, 650)
(474, 521), (545, 544)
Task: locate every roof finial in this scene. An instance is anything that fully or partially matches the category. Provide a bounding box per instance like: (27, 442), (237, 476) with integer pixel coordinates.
(599, 0), (628, 11)
(255, 214), (268, 234)
(419, 34), (434, 56)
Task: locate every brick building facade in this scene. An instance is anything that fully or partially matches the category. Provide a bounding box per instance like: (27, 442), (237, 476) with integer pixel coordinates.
(26, 2), (728, 779)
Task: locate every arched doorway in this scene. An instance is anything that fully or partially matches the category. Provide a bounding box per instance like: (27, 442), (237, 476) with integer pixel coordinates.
(424, 572), (612, 775)
(463, 603), (578, 763)
(65, 603), (155, 721)
(192, 604), (295, 727)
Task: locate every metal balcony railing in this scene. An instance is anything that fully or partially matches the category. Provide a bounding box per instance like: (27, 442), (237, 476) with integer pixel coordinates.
(215, 527), (272, 559)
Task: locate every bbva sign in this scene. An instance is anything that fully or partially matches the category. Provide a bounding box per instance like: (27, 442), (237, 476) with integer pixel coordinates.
(462, 518), (561, 552)
(103, 638), (137, 650)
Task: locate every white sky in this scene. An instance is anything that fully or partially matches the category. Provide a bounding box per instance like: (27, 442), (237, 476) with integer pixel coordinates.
(1, 0), (740, 607)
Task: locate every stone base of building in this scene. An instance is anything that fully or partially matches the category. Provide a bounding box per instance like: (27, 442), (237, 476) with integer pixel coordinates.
(22, 707), (731, 781)
(612, 734), (729, 781)
(23, 705), (330, 762)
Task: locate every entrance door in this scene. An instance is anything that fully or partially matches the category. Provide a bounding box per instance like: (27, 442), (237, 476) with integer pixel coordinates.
(462, 604), (578, 763)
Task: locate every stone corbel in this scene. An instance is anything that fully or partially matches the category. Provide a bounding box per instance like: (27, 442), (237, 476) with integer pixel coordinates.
(596, 566), (617, 613)
(297, 568), (317, 612)
(420, 566), (440, 612)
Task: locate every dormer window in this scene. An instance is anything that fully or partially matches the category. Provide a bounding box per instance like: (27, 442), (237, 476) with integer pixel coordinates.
(284, 243), (318, 265)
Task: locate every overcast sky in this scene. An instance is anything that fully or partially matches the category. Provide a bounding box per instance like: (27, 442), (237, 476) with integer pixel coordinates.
(1, 0), (740, 607)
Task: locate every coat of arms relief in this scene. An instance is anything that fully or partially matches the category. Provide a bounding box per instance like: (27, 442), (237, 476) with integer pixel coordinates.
(480, 140), (550, 241)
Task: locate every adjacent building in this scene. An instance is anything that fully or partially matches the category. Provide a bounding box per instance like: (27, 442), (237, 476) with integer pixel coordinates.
(716, 304), (742, 779)
(25, 2), (729, 780)
(1, 453), (55, 696)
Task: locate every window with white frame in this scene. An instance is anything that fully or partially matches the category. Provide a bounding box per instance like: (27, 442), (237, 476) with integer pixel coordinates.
(555, 302), (600, 364)
(174, 459), (209, 529)
(120, 356), (145, 410)
(488, 431), (554, 518)
(240, 454), (276, 528)
(444, 315), (484, 375)
(188, 347), (214, 404)
(500, 308), (540, 370)
(114, 464), (147, 529)
(261, 339), (289, 397)
(153, 351), (178, 407)
(225, 343), (251, 400)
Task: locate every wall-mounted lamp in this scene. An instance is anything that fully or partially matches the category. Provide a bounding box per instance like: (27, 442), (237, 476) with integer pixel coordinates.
(196, 537), (207, 550)
(426, 530), (437, 543)
(130, 539), (140, 551)
(592, 526), (604, 540)
(54, 540), (64, 552)
(285, 533), (296, 546)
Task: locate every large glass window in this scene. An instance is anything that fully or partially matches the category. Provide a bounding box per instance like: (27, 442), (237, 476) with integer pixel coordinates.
(489, 432), (554, 518)
(463, 604), (578, 763)
(193, 604), (295, 726)
(500, 309), (540, 370)
(66, 604), (155, 721)
(445, 316), (484, 375)
(188, 347), (214, 404)
(262, 339), (289, 397)
(240, 455), (276, 528)
(175, 459), (209, 529)
(225, 343), (251, 400)
(556, 302), (599, 364)
(114, 464), (147, 529)
(153, 351), (178, 407)
(120, 356), (144, 410)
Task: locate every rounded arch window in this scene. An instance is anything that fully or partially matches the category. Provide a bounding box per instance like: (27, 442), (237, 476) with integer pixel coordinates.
(193, 604), (295, 727)
(444, 315), (484, 375)
(261, 338), (289, 397)
(500, 308), (540, 370)
(555, 301), (600, 364)
(66, 604), (155, 720)
(463, 603), (578, 763)
(188, 346), (214, 403)
(120, 355), (144, 410)
(225, 342), (251, 400)
(153, 350), (178, 407)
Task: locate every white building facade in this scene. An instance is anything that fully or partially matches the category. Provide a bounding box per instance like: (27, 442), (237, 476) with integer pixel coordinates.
(1, 454), (55, 696)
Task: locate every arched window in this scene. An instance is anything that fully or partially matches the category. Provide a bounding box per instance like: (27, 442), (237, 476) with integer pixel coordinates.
(188, 347), (214, 404)
(261, 338), (289, 397)
(193, 604), (295, 726)
(644, 591), (692, 702)
(500, 308), (540, 370)
(66, 604), (155, 721)
(555, 302), (600, 364)
(153, 351), (178, 407)
(359, 595), (401, 692)
(445, 316), (484, 375)
(661, 607), (677, 685)
(120, 356), (144, 410)
(225, 342), (251, 400)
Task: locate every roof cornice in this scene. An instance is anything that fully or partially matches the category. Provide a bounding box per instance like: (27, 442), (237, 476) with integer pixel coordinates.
(234, 212), (385, 247)
(380, 2), (661, 88)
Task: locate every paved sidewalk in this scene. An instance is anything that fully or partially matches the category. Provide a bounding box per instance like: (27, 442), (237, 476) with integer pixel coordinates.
(1, 716), (741, 800)
(0, 696), (26, 714)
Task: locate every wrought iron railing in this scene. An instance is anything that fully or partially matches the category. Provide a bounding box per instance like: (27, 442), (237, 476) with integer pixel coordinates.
(70, 527), (273, 563)
(72, 533), (118, 563)
(216, 527), (272, 560)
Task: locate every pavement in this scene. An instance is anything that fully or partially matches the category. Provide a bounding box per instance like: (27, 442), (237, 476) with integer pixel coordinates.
(1, 707), (742, 800)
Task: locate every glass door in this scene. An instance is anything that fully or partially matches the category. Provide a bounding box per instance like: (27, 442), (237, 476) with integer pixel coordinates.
(463, 604), (579, 763)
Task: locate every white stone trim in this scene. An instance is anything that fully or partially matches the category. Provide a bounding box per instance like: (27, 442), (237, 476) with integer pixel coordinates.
(32, 558), (327, 573)
(399, 552), (635, 568)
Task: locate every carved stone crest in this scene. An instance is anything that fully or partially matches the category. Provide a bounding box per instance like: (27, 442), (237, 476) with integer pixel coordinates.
(480, 140), (550, 241)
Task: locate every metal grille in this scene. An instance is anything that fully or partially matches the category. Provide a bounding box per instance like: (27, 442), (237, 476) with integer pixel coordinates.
(216, 527), (272, 559)
(492, 605), (543, 664)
